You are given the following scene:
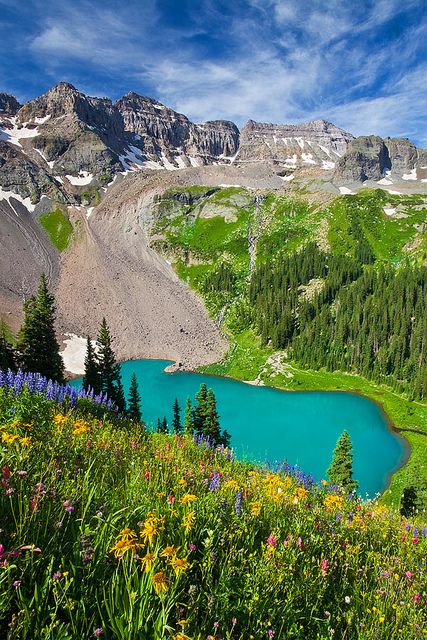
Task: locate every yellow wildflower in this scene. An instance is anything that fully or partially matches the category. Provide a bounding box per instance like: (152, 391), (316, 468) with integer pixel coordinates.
(109, 528), (142, 557)
(172, 635), (189, 640)
(72, 419), (90, 436)
(249, 501), (262, 516)
(160, 545), (177, 558)
(180, 494), (197, 504)
(140, 518), (160, 545)
(323, 494), (344, 511)
(2, 433), (19, 444)
(140, 552), (156, 573)
(152, 571), (169, 595)
(224, 479), (239, 490)
(19, 436), (32, 447)
(53, 414), (67, 427)
(169, 555), (191, 575)
(182, 511), (196, 533)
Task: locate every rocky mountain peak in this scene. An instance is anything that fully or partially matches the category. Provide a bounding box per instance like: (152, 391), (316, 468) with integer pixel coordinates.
(0, 93), (21, 116)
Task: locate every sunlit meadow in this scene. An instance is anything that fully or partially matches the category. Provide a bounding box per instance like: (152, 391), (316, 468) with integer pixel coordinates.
(0, 370), (426, 639)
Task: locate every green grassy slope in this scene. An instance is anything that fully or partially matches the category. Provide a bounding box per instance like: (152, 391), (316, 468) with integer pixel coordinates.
(0, 386), (426, 639)
(39, 208), (73, 252)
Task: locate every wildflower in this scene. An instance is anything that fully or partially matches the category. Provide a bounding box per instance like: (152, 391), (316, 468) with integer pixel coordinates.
(5, 488), (14, 496)
(172, 635), (189, 640)
(2, 433), (19, 444)
(235, 490), (243, 515)
(13, 580), (21, 588)
(160, 545), (177, 558)
(94, 628), (103, 636)
(344, 596), (351, 604)
(110, 528), (142, 557)
(182, 511), (195, 533)
(53, 572), (63, 580)
(140, 518), (160, 545)
(152, 571), (169, 595)
(320, 559), (330, 576)
(249, 501), (261, 516)
(324, 495), (344, 511)
(140, 552), (156, 573)
(53, 414), (67, 427)
(224, 479), (239, 490)
(19, 436), (32, 446)
(180, 494), (197, 504)
(266, 534), (277, 548)
(72, 419), (90, 436)
(188, 543), (196, 552)
(169, 555), (191, 575)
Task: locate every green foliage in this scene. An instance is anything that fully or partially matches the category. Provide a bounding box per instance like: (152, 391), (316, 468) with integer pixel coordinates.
(17, 274), (65, 383)
(96, 318), (125, 410)
(327, 430), (358, 493)
(83, 336), (101, 394)
(0, 391), (425, 639)
(128, 373), (142, 423)
(172, 398), (182, 434)
(39, 209), (73, 252)
(0, 323), (16, 371)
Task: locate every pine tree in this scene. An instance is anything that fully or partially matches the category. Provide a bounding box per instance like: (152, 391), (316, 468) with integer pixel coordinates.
(400, 486), (417, 517)
(327, 431), (358, 493)
(157, 417), (168, 434)
(83, 336), (100, 393)
(193, 383), (208, 433)
(172, 398), (182, 434)
(203, 388), (221, 443)
(0, 323), (16, 372)
(115, 377), (127, 414)
(18, 274), (64, 382)
(184, 398), (193, 435)
(127, 373), (142, 423)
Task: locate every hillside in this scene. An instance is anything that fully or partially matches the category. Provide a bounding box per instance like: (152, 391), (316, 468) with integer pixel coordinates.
(0, 373), (426, 639)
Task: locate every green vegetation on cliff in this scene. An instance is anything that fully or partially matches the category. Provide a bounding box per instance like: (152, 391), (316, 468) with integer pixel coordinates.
(39, 208), (73, 252)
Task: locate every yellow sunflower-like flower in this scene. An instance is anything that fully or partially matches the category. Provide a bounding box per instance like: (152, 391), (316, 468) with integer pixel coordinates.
(224, 479), (239, 490)
(140, 518), (159, 545)
(53, 414), (67, 427)
(180, 494), (197, 504)
(152, 571), (169, 595)
(160, 545), (177, 558)
(249, 501), (261, 516)
(2, 433), (19, 444)
(323, 494), (344, 511)
(181, 511), (196, 534)
(19, 436), (32, 447)
(169, 555), (191, 575)
(72, 419), (90, 436)
(140, 552), (156, 573)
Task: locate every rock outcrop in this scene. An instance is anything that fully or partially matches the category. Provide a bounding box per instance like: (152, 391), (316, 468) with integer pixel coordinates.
(0, 93), (21, 116)
(334, 136), (390, 182)
(116, 92), (239, 167)
(235, 119), (354, 169)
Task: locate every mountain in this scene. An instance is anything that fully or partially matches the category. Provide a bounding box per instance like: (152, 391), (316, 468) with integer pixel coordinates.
(235, 118), (353, 169)
(1, 82), (427, 212)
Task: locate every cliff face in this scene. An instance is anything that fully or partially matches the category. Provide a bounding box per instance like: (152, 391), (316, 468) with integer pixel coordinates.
(116, 92), (239, 167)
(235, 119), (354, 169)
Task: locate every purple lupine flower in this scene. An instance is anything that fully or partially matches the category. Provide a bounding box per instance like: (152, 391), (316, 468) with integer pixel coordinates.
(209, 472), (221, 492)
(235, 490), (243, 515)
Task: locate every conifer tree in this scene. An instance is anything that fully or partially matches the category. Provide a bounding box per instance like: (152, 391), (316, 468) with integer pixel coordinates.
(115, 377), (127, 414)
(184, 398), (193, 435)
(0, 323), (16, 372)
(327, 431), (358, 493)
(83, 337), (100, 393)
(172, 398), (182, 434)
(96, 318), (124, 406)
(157, 417), (168, 434)
(193, 383), (208, 433)
(18, 274), (64, 382)
(400, 486), (417, 517)
(203, 388), (221, 443)
(127, 373), (142, 423)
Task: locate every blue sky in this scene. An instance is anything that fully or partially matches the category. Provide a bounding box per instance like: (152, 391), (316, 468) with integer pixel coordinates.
(1, 0), (426, 144)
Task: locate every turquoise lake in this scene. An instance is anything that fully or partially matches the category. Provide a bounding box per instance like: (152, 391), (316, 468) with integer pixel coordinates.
(72, 359), (405, 496)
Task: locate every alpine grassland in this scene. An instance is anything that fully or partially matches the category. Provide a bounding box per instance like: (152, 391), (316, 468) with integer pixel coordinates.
(151, 186), (427, 506)
(0, 372), (426, 639)
(39, 209), (73, 252)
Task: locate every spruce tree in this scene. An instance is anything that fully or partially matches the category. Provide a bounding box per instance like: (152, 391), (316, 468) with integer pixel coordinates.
(96, 318), (124, 406)
(115, 377), (127, 414)
(83, 337), (100, 393)
(0, 323), (16, 372)
(203, 388), (221, 443)
(184, 398), (193, 435)
(327, 431), (358, 492)
(193, 383), (208, 433)
(18, 274), (64, 382)
(172, 398), (182, 434)
(157, 417), (168, 434)
(128, 373), (142, 423)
